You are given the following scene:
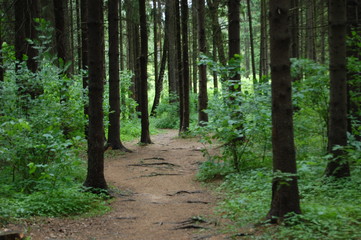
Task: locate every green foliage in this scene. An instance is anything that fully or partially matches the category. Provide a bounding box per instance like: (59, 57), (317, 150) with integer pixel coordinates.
(0, 19), (107, 223)
(216, 166), (361, 240)
(194, 56), (272, 179)
(153, 94), (180, 129)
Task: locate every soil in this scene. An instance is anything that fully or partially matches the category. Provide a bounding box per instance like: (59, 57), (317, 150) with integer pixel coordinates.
(7, 130), (232, 240)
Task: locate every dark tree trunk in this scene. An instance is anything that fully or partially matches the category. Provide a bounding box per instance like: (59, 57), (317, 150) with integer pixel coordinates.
(15, 0), (39, 72)
(305, 0), (317, 61)
(228, 0), (241, 86)
(107, 0), (129, 151)
(153, 0), (158, 89)
(192, 0), (198, 93)
(53, 0), (70, 72)
(197, 0), (208, 124)
(346, 0), (361, 138)
(246, 0), (256, 83)
(119, 0), (124, 71)
(290, 0), (300, 59)
(76, 0), (82, 74)
(267, 0), (301, 222)
(81, 0), (89, 138)
(259, 0), (269, 81)
(319, 0), (328, 64)
(166, 0), (179, 97)
(15, 0), (41, 103)
(180, 0), (190, 132)
(151, 33), (168, 116)
(0, 19), (3, 83)
(177, 0), (184, 130)
(125, 0), (140, 107)
(325, 0), (350, 178)
(139, 0), (152, 144)
(24, 0), (39, 73)
(208, 0), (226, 66)
(83, 0), (108, 191)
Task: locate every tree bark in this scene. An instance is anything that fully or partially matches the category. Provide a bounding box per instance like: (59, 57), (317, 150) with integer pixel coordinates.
(259, 0), (269, 81)
(246, 0), (256, 83)
(153, 0), (158, 88)
(15, 0), (39, 72)
(81, 0), (89, 138)
(228, 0), (241, 87)
(325, 0), (350, 178)
(267, 0), (301, 221)
(0, 19), (3, 83)
(139, 0), (152, 144)
(191, 0), (198, 93)
(197, 0), (208, 124)
(107, 0), (129, 151)
(180, 0), (190, 132)
(290, 0), (300, 59)
(346, 0), (361, 138)
(208, 0), (227, 66)
(166, 0), (179, 97)
(150, 33), (168, 116)
(84, 0), (107, 191)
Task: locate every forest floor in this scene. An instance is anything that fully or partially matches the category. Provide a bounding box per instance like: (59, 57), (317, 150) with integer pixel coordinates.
(13, 130), (232, 240)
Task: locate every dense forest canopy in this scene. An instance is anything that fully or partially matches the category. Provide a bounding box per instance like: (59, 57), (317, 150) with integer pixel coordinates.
(0, 0), (361, 239)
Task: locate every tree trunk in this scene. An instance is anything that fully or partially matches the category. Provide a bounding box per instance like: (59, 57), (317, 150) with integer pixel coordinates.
(290, 0), (299, 59)
(84, 0), (107, 191)
(153, 0), (158, 88)
(259, 0), (269, 81)
(76, 0), (82, 74)
(267, 0), (301, 222)
(107, 0), (130, 151)
(15, 0), (41, 104)
(139, 0), (152, 144)
(346, 0), (361, 138)
(150, 33), (168, 116)
(166, 0), (179, 97)
(208, 0), (227, 66)
(325, 0), (350, 178)
(192, 0), (198, 93)
(53, 0), (70, 70)
(125, 0), (140, 106)
(197, 0), (208, 124)
(180, 0), (190, 133)
(177, 0), (184, 130)
(305, 0), (316, 61)
(119, 0), (124, 71)
(81, 0), (89, 138)
(246, 0), (256, 83)
(0, 19), (3, 83)
(228, 0), (241, 86)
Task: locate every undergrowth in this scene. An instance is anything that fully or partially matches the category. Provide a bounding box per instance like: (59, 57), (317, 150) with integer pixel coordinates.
(195, 57), (361, 239)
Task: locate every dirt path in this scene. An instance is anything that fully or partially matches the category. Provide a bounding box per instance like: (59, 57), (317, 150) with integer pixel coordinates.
(27, 130), (228, 240)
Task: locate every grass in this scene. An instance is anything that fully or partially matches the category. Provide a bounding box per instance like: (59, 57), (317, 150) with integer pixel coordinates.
(207, 163), (361, 240)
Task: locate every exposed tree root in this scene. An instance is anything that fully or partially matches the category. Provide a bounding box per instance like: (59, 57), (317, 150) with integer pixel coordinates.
(166, 190), (203, 196)
(186, 200), (210, 204)
(141, 173), (182, 178)
(128, 162), (180, 167)
(142, 157), (165, 161)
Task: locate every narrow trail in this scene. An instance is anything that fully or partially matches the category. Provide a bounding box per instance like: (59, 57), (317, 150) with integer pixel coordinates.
(28, 130), (229, 240)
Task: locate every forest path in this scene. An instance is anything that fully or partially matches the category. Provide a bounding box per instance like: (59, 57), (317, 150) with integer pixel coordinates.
(29, 130), (229, 240)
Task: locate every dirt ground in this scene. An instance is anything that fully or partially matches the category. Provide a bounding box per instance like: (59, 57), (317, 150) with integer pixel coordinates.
(9, 130), (232, 240)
